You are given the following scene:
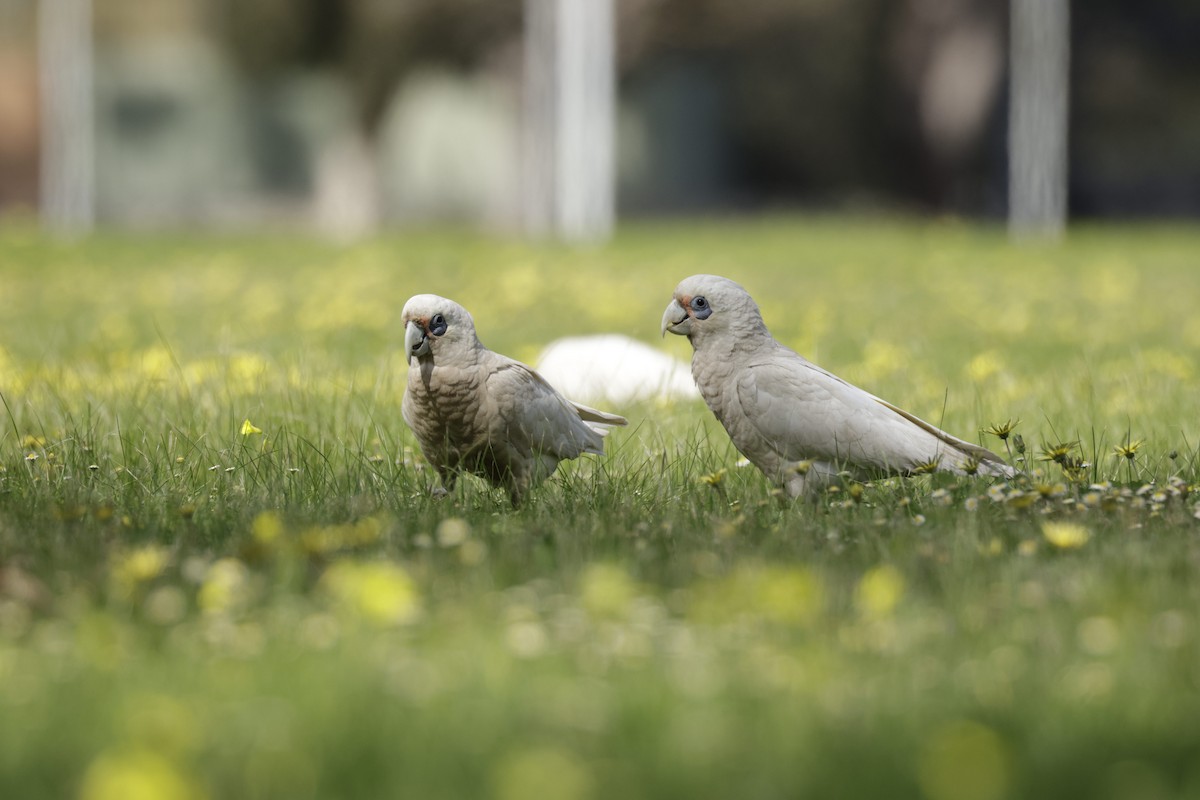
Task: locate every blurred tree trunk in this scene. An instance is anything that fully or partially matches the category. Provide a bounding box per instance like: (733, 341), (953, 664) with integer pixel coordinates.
(1008, 0), (1069, 239)
(313, 129), (382, 241)
(523, 0), (615, 242)
(38, 0), (94, 234)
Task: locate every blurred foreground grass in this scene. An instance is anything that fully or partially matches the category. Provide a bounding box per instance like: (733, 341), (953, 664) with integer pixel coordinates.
(3, 217), (1200, 799)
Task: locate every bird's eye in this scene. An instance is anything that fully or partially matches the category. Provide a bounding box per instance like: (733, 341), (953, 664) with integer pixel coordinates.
(690, 296), (712, 320)
(430, 314), (448, 336)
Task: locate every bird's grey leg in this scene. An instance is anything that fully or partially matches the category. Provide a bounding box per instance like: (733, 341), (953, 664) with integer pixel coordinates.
(783, 471), (810, 499)
(507, 471), (531, 508)
(431, 469), (455, 499)
(783, 460), (841, 501)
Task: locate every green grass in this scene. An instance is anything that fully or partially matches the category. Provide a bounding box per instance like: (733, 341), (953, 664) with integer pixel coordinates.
(3, 217), (1200, 799)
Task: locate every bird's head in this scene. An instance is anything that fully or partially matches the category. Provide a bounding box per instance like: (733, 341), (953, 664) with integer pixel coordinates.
(401, 294), (479, 364)
(661, 274), (767, 345)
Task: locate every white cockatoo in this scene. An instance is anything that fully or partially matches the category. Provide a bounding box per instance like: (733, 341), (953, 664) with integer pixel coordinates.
(402, 294), (627, 505)
(661, 275), (1013, 496)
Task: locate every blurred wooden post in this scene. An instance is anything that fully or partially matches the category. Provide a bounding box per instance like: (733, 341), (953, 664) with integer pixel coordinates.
(523, 0), (556, 238)
(523, 0), (615, 242)
(1008, 0), (1069, 239)
(38, 0), (95, 234)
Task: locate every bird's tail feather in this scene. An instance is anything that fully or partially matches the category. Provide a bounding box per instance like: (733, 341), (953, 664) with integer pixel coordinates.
(584, 424), (614, 439)
(572, 402), (628, 427)
(875, 397), (1015, 478)
(943, 449), (1017, 479)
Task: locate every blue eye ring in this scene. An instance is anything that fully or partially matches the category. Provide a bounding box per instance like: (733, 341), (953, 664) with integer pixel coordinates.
(690, 296), (712, 320)
(430, 313), (448, 336)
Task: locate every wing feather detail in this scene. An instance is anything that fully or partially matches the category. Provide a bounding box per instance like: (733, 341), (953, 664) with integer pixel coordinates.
(486, 357), (612, 458)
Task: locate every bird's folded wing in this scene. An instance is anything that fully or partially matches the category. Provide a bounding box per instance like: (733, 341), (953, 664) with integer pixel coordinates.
(487, 359), (606, 457)
(735, 355), (990, 472)
(735, 359), (881, 466)
(798, 357), (1012, 471)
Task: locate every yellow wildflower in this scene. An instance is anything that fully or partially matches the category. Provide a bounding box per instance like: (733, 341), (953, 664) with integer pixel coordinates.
(910, 457), (942, 475)
(112, 546), (169, 599)
(579, 563), (638, 619)
(80, 748), (204, 800)
(251, 510), (284, 545)
(1112, 440), (1143, 461)
(198, 558), (251, 616)
(856, 565), (905, 618)
(982, 419), (1020, 441)
(1042, 521), (1091, 549)
(1038, 442), (1079, 464)
(321, 560), (420, 626)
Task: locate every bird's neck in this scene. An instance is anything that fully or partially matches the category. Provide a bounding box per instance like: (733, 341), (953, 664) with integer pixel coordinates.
(412, 346), (485, 385)
(689, 326), (772, 359)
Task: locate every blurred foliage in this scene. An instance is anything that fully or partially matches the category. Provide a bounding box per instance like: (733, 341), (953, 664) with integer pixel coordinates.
(211, 0), (521, 129)
(5, 0), (1197, 216)
(199, 0), (1200, 213)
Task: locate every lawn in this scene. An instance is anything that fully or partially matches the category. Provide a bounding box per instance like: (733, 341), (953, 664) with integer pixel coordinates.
(2, 217), (1200, 799)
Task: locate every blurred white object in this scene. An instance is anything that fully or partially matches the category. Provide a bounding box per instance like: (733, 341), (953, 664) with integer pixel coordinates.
(535, 335), (699, 404)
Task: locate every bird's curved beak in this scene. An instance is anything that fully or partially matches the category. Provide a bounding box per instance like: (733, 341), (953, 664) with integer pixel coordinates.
(405, 319), (431, 361)
(661, 299), (690, 337)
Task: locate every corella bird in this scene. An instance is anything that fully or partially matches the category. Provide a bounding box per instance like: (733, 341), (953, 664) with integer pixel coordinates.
(402, 294), (627, 505)
(661, 275), (1013, 496)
